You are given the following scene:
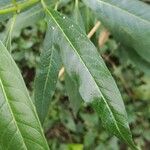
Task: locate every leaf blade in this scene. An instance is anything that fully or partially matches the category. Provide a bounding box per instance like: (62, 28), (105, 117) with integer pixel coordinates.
(2, 14), (17, 51)
(0, 41), (49, 149)
(34, 22), (61, 124)
(72, 0), (85, 31)
(83, 0), (150, 63)
(44, 8), (137, 149)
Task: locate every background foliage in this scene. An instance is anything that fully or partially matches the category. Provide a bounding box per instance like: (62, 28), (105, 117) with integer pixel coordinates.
(0, 0), (150, 149)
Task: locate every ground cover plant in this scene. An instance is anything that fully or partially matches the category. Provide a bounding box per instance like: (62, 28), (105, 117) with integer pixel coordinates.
(0, 0), (150, 149)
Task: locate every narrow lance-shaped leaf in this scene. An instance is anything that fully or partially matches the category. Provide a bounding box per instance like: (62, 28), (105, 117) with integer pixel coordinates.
(44, 7), (137, 149)
(0, 41), (49, 150)
(72, 0), (85, 31)
(2, 14), (17, 51)
(34, 21), (61, 124)
(80, 6), (96, 34)
(83, 0), (150, 63)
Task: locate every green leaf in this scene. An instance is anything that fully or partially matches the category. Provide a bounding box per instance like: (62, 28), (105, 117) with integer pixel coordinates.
(44, 7), (137, 149)
(65, 73), (83, 115)
(84, 130), (97, 148)
(0, 41), (49, 149)
(80, 6), (95, 34)
(123, 47), (150, 75)
(34, 21), (61, 124)
(133, 76), (150, 101)
(60, 109), (76, 132)
(2, 14), (17, 51)
(83, 0), (150, 63)
(72, 0), (85, 31)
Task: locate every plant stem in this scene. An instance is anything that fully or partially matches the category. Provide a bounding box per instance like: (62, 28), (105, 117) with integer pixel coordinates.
(0, 0), (40, 15)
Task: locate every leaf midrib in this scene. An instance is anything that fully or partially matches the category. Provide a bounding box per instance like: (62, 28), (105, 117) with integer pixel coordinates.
(46, 9), (131, 146)
(97, 0), (150, 24)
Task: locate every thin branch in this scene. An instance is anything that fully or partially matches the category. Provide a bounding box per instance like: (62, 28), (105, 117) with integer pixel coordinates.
(87, 21), (101, 38)
(0, 0), (39, 15)
(98, 29), (110, 48)
(58, 67), (65, 78)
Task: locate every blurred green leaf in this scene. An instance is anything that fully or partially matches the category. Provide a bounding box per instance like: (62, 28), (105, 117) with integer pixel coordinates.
(2, 14), (16, 51)
(60, 109), (76, 132)
(65, 73), (83, 116)
(83, 0), (150, 63)
(84, 130), (97, 148)
(72, 0), (85, 31)
(133, 77), (150, 100)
